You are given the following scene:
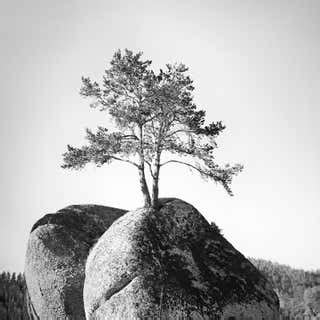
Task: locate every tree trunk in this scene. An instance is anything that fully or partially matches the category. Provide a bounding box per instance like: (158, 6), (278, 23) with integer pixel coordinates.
(151, 154), (161, 208)
(137, 125), (151, 207)
(151, 177), (159, 208)
(138, 166), (151, 207)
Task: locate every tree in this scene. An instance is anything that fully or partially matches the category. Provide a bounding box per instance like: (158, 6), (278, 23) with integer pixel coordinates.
(304, 286), (320, 315)
(0, 272), (30, 319)
(62, 49), (243, 208)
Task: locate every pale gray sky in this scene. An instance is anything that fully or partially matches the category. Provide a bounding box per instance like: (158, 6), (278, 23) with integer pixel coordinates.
(1, 0), (320, 272)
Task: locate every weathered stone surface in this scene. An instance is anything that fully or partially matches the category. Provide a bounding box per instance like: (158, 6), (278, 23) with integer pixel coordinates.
(25, 287), (39, 320)
(24, 204), (126, 320)
(84, 199), (279, 320)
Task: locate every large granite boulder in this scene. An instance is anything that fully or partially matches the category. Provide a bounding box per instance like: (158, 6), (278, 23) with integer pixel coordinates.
(25, 288), (39, 320)
(84, 199), (279, 320)
(24, 204), (126, 319)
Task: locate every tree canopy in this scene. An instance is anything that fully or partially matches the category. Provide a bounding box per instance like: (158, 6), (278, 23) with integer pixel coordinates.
(62, 49), (243, 207)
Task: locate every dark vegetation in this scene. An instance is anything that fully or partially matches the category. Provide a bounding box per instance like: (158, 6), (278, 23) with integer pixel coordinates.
(250, 258), (320, 318)
(0, 272), (29, 319)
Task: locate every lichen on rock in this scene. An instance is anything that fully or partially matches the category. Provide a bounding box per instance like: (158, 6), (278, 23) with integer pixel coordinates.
(84, 198), (279, 319)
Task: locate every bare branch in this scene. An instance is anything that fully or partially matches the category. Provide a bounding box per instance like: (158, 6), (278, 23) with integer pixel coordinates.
(122, 134), (139, 140)
(145, 160), (155, 179)
(165, 128), (196, 138)
(160, 159), (203, 172)
(111, 156), (139, 167)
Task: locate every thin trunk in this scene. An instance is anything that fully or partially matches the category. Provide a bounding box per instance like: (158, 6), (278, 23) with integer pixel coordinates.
(138, 166), (151, 207)
(138, 124), (151, 207)
(151, 171), (159, 208)
(151, 118), (164, 208)
(151, 152), (161, 208)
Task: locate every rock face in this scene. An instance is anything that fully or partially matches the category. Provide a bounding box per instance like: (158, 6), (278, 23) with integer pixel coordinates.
(25, 288), (39, 320)
(24, 204), (126, 320)
(84, 198), (279, 320)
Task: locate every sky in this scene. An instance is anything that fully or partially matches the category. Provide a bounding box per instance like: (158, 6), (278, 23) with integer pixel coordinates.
(1, 0), (320, 272)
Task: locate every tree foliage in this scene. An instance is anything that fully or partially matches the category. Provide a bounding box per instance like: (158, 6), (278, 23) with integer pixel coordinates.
(62, 49), (243, 207)
(304, 286), (320, 316)
(250, 258), (320, 318)
(0, 272), (30, 319)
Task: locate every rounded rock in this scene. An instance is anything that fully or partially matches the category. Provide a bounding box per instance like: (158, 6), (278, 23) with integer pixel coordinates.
(84, 199), (279, 320)
(24, 204), (126, 319)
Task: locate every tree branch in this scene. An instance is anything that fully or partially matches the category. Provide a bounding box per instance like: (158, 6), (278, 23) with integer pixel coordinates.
(122, 134), (139, 140)
(111, 156), (139, 167)
(160, 159), (202, 172)
(145, 160), (155, 179)
(165, 128), (195, 138)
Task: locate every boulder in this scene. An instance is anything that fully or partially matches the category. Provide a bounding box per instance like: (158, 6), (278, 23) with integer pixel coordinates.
(24, 204), (126, 319)
(25, 288), (39, 320)
(84, 198), (279, 320)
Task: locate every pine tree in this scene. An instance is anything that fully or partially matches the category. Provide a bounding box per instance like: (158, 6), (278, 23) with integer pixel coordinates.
(62, 49), (243, 208)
